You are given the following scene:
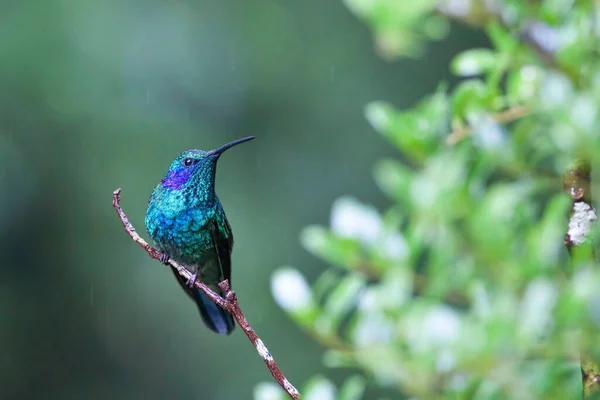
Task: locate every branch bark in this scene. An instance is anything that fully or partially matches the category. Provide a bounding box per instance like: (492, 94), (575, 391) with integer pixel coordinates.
(112, 188), (301, 400)
(562, 161), (600, 398)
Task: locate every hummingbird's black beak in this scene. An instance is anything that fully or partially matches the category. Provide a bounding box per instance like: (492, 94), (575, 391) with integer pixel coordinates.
(208, 136), (255, 157)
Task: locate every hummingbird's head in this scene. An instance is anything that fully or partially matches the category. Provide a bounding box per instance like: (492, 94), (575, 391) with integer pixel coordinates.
(161, 136), (254, 194)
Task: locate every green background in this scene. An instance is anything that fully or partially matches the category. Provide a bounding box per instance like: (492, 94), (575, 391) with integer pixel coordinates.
(0, 1), (483, 398)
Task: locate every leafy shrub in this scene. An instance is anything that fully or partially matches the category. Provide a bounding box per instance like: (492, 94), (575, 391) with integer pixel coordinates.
(257, 1), (600, 398)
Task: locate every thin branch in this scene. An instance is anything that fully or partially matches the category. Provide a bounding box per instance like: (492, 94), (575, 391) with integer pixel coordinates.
(562, 161), (600, 398)
(564, 160), (597, 250)
(582, 360), (600, 399)
(446, 104), (532, 145)
(436, 5), (583, 85)
(112, 188), (301, 400)
(519, 21), (582, 85)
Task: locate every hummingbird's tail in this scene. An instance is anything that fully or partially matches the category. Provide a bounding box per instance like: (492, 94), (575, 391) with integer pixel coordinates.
(170, 269), (235, 335)
(194, 289), (235, 335)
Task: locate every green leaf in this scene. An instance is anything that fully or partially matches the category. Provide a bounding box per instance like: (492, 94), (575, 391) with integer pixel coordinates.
(366, 87), (448, 162)
(451, 48), (498, 77)
(300, 226), (363, 269)
(422, 15), (450, 40)
(344, 0), (444, 59)
(373, 159), (413, 204)
(376, 267), (413, 311)
(320, 273), (366, 331)
(312, 269), (342, 304)
(470, 380), (505, 400)
(451, 79), (489, 118)
(468, 181), (536, 261)
(409, 148), (469, 217)
(506, 66), (542, 105)
(540, 0), (574, 24)
(322, 349), (356, 368)
(525, 193), (571, 271)
(364, 101), (394, 134)
(337, 375), (366, 400)
(486, 20), (519, 53)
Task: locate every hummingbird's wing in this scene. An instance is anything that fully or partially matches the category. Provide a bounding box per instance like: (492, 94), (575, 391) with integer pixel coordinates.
(182, 218), (235, 335)
(169, 218), (236, 335)
(210, 217), (234, 285)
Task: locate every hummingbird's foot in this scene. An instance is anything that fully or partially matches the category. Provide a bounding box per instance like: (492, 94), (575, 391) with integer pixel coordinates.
(185, 271), (198, 288)
(158, 252), (170, 265)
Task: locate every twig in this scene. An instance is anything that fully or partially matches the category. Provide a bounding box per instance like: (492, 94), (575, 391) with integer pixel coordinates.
(563, 160), (596, 250)
(561, 161), (600, 398)
(112, 188), (301, 400)
(436, 6), (583, 85)
(582, 360), (600, 399)
(519, 21), (582, 85)
(446, 104), (531, 145)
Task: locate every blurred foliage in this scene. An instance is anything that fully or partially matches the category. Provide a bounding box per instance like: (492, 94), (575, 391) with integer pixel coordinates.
(258, 1), (600, 399)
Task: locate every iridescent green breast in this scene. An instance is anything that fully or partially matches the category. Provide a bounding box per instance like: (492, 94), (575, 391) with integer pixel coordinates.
(148, 208), (216, 265)
(145, 184), (221, 266)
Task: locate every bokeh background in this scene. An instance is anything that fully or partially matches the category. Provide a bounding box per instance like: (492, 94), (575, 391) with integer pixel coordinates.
(0, 1), (485, 399)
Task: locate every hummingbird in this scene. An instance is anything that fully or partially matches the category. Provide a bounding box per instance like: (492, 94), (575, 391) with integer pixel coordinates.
(144, 136), (255, 335)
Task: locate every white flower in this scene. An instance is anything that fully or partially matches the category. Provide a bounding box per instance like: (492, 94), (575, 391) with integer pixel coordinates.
(330, 197), (383, 244)
(271, 268), (312, 313)
(406, 305), (462, 351)
(540, 72), (572, 109)
(379, 232), (409, 261)
(353, 310), (394, 346)
(437, 0), (472, 18)
(305, 379), (337, 400)
(470, 114), (506, 150)
(253, 382), (284, 400)
(423, 306), (462, 345)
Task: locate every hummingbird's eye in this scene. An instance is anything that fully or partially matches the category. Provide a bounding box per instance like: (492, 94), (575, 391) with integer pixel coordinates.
(183, 158), (194, 167)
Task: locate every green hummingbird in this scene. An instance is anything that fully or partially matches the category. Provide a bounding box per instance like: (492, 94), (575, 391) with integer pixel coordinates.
(144, 136), (255, 335)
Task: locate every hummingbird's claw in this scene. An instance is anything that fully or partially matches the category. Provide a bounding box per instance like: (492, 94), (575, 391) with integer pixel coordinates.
(186, 271), (198, 288)
(159, 253), (170, 265)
